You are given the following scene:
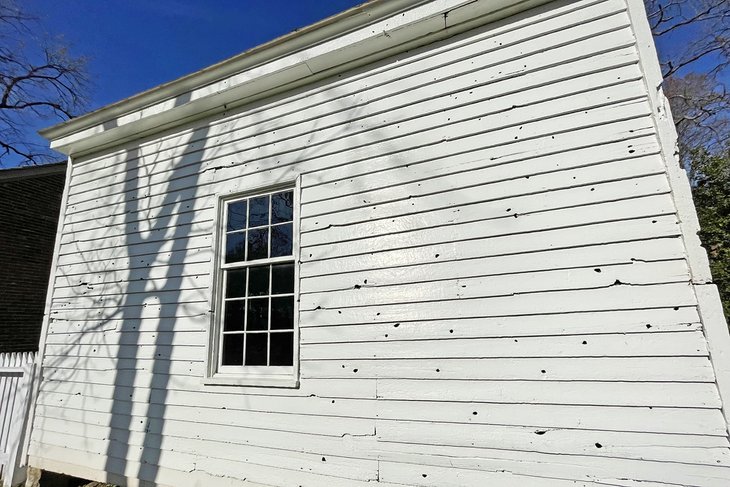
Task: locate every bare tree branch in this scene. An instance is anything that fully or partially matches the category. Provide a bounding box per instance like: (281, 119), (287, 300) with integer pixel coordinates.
(0, 0), (88, 166)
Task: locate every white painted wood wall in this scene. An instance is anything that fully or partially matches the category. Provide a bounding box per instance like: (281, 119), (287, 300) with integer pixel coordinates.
(29, 0), (730, 485)
(0, 352), (36, 487)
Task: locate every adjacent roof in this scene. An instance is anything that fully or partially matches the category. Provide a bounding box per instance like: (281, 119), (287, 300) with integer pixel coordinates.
(0, 162), (66, 352)
(40, 0), (551, 158)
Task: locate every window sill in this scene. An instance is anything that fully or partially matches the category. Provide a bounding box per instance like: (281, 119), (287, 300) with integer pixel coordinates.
(202, 374), (299, 388)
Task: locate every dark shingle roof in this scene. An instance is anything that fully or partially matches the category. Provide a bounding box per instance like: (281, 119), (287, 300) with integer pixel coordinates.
(0, 162), (66, 352)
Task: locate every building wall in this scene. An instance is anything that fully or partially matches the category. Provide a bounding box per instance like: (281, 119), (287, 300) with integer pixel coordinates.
(0, 163), (66, 352)
(29, 0), (730, 485)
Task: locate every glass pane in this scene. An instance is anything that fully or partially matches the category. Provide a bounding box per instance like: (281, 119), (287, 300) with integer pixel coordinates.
(223, 300), (245, 331)
(221, 334), (244, 366)
(245, 333), (268, 365)
(246, 298), (269, 331)
(272, 191), (294, 224)
(225, 232), (246, 263)
(271, 223), (293, 258)
(270, 332), (294, 366)
(271, 263), (294, 294)
(271, 296), (294, 330)
(227, 200), (247, 231)
(247, 228), (269, 261)
(225, 269), (246, 298)
(248, 265), (270, 296)
(249, 196), (269, 227)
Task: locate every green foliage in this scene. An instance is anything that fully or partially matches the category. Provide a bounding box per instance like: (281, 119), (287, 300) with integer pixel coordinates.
(687, 148), (730, 318)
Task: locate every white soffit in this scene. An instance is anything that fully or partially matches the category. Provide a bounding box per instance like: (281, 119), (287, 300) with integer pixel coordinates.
(41, 0), (551, 157)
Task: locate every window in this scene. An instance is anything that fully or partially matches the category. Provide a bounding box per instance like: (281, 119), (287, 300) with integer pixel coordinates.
(209, 186), (298, 386)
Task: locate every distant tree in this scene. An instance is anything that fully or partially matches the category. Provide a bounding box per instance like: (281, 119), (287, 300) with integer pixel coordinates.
(644, 0), (730, 320)
(644, 0), (730, 160)
(0, 0), (87, 166)
(688, 148), (730, 318)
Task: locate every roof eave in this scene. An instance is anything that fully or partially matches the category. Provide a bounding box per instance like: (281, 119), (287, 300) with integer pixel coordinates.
(42, 0), (551, 158)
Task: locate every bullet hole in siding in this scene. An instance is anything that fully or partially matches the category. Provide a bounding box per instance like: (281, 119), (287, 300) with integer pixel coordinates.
(332, 400), (335, 403)
(582, 340), (588, 345)
(513, 213), (518, 218)
(595, 443), (603, 449)
(472, 411), (478, 415)
(364, 279), (368, 284)
(674, 307), (679, 311)
(449, 329), (454, 333)
(376, 312), (381, 316)
(309, 254), (313, 257)
(353, 369), (359, 373)
(590, 188), (595, 192)
(394, 323), (400, 328)
(514, 136), (518, 140)
(436, 368), (440, 372)
(342, 365), (346, 368)
(535, 430), (546, 435)
(594, 268), (602, 273)
(322, 457), (326, 462)
(354, 284), (362, 290)
(612, 279), (623, 286)
(506, 208), (511, 212)
(525, 175), (530, 179)
(541, 370), (546, 374)
(385, 334), (389, 338)
(315, 306), (322, 310)
(422, 474), (428, 478)
(646, 324), (652, 329)
(435, 254), (440, 258)
(514, 339), (518, 342)
(338, 310), (342, 314)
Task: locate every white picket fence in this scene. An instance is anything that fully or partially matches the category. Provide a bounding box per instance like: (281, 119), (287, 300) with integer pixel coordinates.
(0, 352), (36, 487)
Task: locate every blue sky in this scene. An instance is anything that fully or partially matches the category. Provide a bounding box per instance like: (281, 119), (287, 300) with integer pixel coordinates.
(26, 0), (364, 110)
(5, 0), (363, 166)
(6, 1), (716, 167)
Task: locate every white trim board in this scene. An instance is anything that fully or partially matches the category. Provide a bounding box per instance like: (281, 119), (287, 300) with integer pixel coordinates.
(40, 0), (552, 159)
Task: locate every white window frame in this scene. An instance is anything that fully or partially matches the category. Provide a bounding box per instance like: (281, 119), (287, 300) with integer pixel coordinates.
(205, 180), (300, 388)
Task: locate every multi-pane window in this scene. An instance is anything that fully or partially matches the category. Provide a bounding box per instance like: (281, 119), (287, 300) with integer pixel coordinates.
(218, 188), (295, 369)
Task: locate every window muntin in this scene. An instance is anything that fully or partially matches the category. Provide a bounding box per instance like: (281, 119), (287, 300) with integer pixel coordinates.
(218, 188), (295, 371)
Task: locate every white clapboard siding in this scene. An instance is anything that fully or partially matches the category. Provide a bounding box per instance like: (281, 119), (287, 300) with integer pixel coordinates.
(301, 356), (714, 381)
(35, 403), (375, 438)
(301, 238), (686, 292)
(376, 420), (730, 466)
(377, 454), (730, 487)
(31, 0), (730, 485)
(299, 259), (689, 309)
(302, 216), (683, 276)
(376, 379), (721, 408)
(376, 400), (728, 437)
(47, 315), (209, 335)
(67, 0), (631, 187)
(302, 328), (707, 360)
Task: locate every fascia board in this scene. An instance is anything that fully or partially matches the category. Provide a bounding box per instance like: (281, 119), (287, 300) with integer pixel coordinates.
(43, 0), (551, 157)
